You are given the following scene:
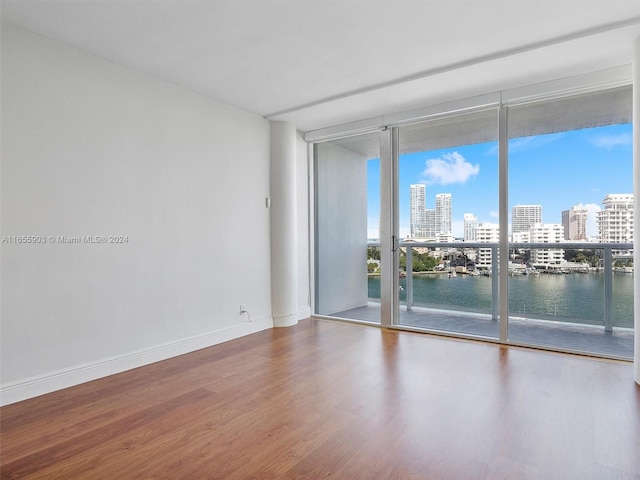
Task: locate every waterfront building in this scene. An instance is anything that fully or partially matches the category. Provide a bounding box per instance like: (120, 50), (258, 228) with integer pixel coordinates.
(463, 213), (478, 241)
(476, 223), (499, 268)
(529, 223), (565, 266)
(437, 232), (454, 243)
(597, 194), (634, 250)
(512, 204), (542, 234)
(435, 193), (452, 235)
(512, 231), (530, 243)
(562, 204), (588, 241)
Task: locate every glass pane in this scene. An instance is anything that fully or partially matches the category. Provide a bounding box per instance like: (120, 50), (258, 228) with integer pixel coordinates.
(315, 132), (381, 323)
(397, 109), (499, 338)
(507, 87), (634, 358)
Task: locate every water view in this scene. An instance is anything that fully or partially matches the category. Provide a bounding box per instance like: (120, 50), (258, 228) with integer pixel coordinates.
(368, 272), (634, 328)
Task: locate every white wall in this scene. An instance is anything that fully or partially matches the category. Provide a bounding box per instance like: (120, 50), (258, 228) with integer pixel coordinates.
(315, 142), (368, 315)
(1, 24), (274, 403)
(296, 132), (311, 320)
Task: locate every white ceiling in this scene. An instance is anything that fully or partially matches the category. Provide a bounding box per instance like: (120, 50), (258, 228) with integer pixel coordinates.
(3, 0), (640, 132)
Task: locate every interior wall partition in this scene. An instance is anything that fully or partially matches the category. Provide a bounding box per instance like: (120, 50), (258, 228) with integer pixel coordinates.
(314, 132), (381, 324)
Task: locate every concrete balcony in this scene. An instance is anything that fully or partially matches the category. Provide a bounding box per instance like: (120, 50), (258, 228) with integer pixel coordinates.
(334, 302), (634, 359)
(327, 242), (634, 360)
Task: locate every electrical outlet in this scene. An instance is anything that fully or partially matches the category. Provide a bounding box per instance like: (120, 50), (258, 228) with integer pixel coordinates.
(240, 304), (247, 314)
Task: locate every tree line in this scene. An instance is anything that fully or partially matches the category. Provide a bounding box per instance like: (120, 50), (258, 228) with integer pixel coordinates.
(368, 246), (632, 273)
(367, 247), (438, 272)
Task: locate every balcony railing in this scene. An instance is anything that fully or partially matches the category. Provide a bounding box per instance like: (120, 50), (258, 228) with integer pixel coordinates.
(397, 241), (633, 333)
(362, 242), (634, 358)
(402, 242), (500, 320)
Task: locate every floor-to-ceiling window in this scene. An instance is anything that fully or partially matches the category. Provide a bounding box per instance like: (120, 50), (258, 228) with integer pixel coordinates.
(312, 83), (634, 359)
(506, 86), (634, 358)
(396, 109), (500, 338)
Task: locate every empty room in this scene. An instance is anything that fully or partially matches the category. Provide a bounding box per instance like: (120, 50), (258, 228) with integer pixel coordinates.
(2, 1), (640, 478)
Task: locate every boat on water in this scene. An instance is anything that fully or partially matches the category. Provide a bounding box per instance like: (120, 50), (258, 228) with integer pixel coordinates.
(613, 266), (634, 274)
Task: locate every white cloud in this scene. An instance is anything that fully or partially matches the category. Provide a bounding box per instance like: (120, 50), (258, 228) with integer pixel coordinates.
(420, 152), (479, 186)
(590, 133), (632, 149)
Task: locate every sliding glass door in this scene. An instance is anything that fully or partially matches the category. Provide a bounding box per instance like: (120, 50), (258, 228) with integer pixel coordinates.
(313, 85), (633, 359)
(506, 87), (634, 357)
(396, 109), (500, 338)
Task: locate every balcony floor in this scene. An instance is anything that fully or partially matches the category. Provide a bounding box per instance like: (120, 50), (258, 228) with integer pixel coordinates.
(331, 303), (634, 359)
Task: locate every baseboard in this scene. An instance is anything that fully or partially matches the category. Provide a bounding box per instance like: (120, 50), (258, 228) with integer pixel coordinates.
(296, 305), (311, 320)
(0, 317), (274, 406)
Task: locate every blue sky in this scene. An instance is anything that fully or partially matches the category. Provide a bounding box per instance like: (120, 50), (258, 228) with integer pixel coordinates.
(367, 123), (633, 239)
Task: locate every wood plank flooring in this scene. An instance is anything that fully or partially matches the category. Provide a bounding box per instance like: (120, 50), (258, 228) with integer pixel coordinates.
(2, 319), (639, 479)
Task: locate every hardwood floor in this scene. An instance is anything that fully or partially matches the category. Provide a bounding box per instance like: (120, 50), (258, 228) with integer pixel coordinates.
(2, 319), (639, 479)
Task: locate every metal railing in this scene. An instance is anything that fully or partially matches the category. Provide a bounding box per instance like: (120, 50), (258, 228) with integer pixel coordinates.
(403, 242), (500, 320)
(370, 241), (633, 333)
(509, 242), (633, 332)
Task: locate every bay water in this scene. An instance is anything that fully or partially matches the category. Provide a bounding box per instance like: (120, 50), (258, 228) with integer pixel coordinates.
(368, 272), (634, 328)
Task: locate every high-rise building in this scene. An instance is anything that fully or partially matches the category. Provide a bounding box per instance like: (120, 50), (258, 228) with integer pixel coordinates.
(597, 194), (634, 246)
(409, 184), (426, 238)
(561, 209), (570, 240)
(409, 185), (444, 240)
(512, 204), (542, 234)
(463, 213), (478, 241)
(435, 193), (452, 235)
(424, 209), (437, 239)
(562, 204), (588, 241)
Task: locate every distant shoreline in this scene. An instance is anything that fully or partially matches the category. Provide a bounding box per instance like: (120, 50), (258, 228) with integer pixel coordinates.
(368, 270), (452, 277)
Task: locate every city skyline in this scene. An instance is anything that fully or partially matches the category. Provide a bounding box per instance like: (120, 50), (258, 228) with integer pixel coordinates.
(406, 192), (633, 245)
(367, 123), (633, 239)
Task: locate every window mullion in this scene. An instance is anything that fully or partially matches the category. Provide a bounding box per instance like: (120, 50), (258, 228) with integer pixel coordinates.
(498, 104), (509, 343)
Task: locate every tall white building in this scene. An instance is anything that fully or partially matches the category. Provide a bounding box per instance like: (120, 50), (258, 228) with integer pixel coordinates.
(597, 194), (634, 244)
(409, 184), (426, 238)
(512, 231), (530, 243)
(512, 204), (542, 234)
(435, 193), (452, 235)
(476, 223), (499, 268)
(464, 213), (478, 241)
(529, 223), (564, 265)
(562, 204), (588, 241)
(463, 213), (478, 242)
(424, 209), (437, 239)
(410, 186), (450, 240)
